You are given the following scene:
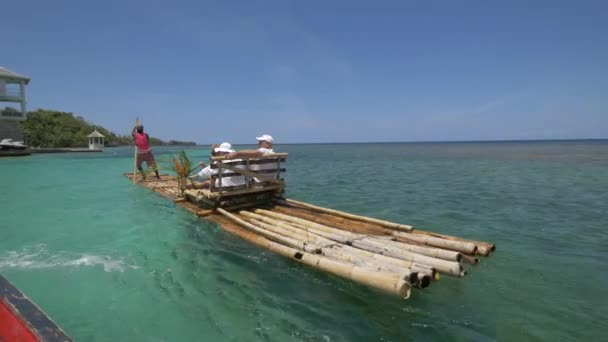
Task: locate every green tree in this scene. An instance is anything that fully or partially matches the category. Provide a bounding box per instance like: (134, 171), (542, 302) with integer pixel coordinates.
(18, 109), (194, 147)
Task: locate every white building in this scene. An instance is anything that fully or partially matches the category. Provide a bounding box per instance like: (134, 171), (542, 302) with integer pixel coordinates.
(0, 67), (30, 121)
(87, 129), (105, 150)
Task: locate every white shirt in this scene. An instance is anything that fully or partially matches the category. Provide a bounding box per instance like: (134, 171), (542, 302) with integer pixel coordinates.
(251, 148), (277, 182)
(257, 147), (274, 155)
(196, 160), (246, 187)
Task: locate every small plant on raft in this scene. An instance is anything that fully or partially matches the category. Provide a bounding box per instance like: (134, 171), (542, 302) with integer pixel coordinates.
(171, 150), (196, 197)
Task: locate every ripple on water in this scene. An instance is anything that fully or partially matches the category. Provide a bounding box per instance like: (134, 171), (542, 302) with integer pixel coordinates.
(2, 143), (608, 340)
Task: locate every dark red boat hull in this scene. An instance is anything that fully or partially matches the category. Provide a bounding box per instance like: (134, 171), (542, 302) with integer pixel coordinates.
(0, 275), (71, 341)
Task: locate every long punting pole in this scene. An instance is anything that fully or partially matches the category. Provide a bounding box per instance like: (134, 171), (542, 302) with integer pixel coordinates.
(132, 117), (139, 183)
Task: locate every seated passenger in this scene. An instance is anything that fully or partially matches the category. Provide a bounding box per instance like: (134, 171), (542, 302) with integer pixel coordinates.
(224, 134), (274, 159)
(190, 142), (246, 188)
(224, 135), (277, 183)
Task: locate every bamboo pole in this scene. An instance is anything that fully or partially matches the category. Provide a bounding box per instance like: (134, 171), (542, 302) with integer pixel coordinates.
(195, 209), (214, 217)
(238, 220), (431, 288)
(359, 236), (462, 262)
(274, 205), (390, 235)
(272, 205), (393, 236)
(285, 198), (414, 232)
(208, 215), (416, 297)
(274, 206), (488, 258)
(391, 231), (478, 255)
(283, 199), (494, 256)
(285, 200), (494, 256)
(238, 213), (412, 274)
(217, 210), (315, 252)
(259, 208), (385, 237)
(240, 211), (438, 279)
(240, 216), (423, 287)
(132, 117), (139, 183)
(216, 208), (412, 298)
(412, 229), (495, 256)
(460, 254), (479, 265)
(276, 212), (462, 262)
(254, 209), (465, 277)
(292, 203), (493, 256)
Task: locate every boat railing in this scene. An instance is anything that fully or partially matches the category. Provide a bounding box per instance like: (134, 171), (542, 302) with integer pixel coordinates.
(183, 153), (288, 208)
(208, 153), (287, 195)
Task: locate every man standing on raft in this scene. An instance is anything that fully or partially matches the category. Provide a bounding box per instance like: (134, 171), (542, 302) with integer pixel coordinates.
(132, 124), (160, 180)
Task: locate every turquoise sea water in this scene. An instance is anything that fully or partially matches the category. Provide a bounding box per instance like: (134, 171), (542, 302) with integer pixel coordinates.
(1, 141), (607, 341)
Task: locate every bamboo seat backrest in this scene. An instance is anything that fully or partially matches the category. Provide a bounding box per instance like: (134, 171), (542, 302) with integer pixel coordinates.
(208, 153), (288, 195)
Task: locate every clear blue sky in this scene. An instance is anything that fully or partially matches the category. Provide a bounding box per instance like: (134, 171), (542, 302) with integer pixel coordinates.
(3, 0), (607, 144)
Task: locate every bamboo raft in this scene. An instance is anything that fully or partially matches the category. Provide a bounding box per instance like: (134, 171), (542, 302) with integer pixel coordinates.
(124, 153), (495, 299)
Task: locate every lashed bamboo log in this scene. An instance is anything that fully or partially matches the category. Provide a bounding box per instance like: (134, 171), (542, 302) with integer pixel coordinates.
(277, 204), (388, 231)
(417, 272), (431, 288)
(257, 209), (374, 236)
(275, 206), (481, 261)
(354, 235), (462, 262)
(216, 208), (412, 298)
(238, 213), (421, 279)
(285, 199), (414, 232)
(391, 231), (477, 255)
(280, 214), (462, 262)
(241, 212), (438, 280)
(273, 205), (388, 235)
(281, 200), (495, 257)
(409, 264), (438, 280)
(290, 225), (437, 280)
(212, 213), (439, 284)
(474, 245), (491, 256)
(241, 216), (424, 287)
(253, 209), (465, 277)
(214, 214), (419, 293)
(271, 211), (439, 276)
(460, 254), (479, 265)
(285, 205), (481, 256)
(412, 229), (495, 256)
(195, 209), (214, 217)
(223, 212), (314, 252)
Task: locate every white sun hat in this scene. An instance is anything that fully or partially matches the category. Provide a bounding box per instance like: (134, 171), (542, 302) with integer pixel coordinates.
(255, 134), (274, 143)
(214, 142), (234, 153)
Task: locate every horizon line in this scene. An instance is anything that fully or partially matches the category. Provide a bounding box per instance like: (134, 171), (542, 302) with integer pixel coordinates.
(188, 138), (608, 146)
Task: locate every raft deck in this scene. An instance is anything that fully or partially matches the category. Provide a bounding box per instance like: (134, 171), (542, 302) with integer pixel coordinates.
(124, 154), (495, 299)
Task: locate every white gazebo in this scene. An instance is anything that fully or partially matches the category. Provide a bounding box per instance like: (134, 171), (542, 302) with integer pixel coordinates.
(87, 129), (105, 150)
(0, 67), (30, 121)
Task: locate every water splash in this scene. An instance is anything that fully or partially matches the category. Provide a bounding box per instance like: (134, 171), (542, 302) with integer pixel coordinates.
(0, 244), (138, 272)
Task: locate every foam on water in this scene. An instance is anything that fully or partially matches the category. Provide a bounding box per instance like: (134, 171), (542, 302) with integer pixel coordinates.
(0, 244), (137, 272)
